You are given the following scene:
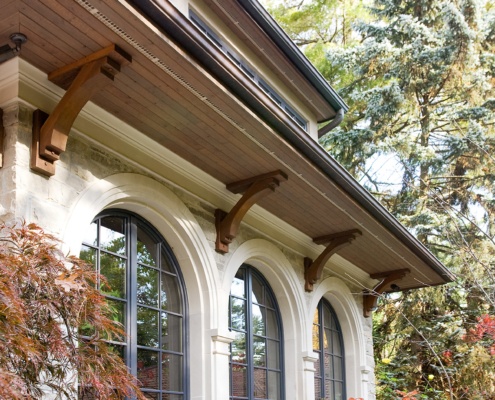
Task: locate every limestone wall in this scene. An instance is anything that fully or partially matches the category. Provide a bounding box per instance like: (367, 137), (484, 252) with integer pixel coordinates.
(0, 101), (375, 399)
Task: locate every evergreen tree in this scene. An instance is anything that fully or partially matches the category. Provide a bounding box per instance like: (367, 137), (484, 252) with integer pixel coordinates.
(264, 0), (495, 398)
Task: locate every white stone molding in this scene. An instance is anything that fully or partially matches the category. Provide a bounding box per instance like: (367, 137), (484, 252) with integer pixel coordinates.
(310, 277), (372, 400)
(221, 238), (307, 400)
(62, 172), (218, 400)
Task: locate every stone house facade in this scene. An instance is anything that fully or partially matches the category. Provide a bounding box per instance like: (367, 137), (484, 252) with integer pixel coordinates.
(0, 1), (453, 399)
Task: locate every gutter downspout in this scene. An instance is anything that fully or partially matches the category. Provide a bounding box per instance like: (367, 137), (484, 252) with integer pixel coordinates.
(318, 108), (345, 138)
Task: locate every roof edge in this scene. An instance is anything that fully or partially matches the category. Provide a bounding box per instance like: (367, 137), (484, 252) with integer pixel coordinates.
(238, 0), (349, 115)
(127, 0), (454, 284)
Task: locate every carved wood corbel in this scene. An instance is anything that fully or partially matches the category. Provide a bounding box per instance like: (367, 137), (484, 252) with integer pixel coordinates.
(215, 170), (288, 254)
(31, 45), (131, 176)
(304, 229), (362, 292)
(362, 268), (410, 318)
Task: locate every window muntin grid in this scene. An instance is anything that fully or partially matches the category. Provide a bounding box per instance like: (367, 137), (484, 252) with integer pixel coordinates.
(229, 265), (284, 400)
(79, 211), (187, 399)
(313, 299), (345, 400)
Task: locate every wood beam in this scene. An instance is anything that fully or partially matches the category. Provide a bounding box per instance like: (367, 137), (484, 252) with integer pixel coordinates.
(31, 45), (131, 176)
(362, 268), (410, 318)
(304, 229), (362, 292)
(215, 170), (288, 254)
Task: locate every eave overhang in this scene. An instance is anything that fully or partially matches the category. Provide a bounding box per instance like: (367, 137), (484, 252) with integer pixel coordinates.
(128, 0), (454, 287)
(1, 0), (455, 292)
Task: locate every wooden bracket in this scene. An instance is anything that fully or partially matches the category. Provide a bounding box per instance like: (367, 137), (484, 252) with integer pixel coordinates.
(215, 170), (288, 254)
(31, 44), (131, 176)
(362, 268), (410, 318)
(304, 229), (362, 292)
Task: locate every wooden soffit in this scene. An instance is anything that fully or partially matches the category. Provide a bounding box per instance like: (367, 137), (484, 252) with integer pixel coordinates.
(3, 0), (454, 291)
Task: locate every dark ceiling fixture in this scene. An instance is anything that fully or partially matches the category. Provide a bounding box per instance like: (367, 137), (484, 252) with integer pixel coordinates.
(0, 33), (27, 64)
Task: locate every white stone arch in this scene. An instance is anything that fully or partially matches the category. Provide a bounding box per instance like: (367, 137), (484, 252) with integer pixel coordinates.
(310, 276), (372, 400)
(62, 173), (219, 400)
(221, 238), (308, 400)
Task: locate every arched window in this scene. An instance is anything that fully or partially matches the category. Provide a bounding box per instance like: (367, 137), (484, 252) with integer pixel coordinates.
(229, 265), (284, 400)
(79, 210), (187, 399)
(313, 299), (345, 400)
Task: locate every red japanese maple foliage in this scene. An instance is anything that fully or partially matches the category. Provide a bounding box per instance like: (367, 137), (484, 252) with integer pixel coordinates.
(464, 314), (495, 355)
(0, 222), (146, 399)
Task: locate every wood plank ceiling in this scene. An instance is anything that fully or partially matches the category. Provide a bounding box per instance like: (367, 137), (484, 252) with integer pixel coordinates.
(2, 0), (454, 291)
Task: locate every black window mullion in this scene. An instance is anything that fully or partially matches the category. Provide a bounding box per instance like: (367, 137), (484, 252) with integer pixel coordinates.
(245, 269), (254, 400)
(128, 217), (138, 377)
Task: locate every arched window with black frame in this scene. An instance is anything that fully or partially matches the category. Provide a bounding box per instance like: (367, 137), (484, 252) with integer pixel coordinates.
(313, 299), (345, 400)
(79, 210), (187, 399)
(229, 264), (284, 400)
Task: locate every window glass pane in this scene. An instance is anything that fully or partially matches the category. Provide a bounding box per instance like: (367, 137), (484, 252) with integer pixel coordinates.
(162, 353), (183, 391)
(107, 298), (126, 330)
(334, 357), (343, 380)
(231, 332), (247, 364)
(161, 273), (181, 313)
(80, 245), (96, 268)
(162, 395), (183, 400)
(231, 366), (247, 397)
(323, 328), (331, 351)
(324, 353), (332, 379)
(325, 380), (334, 400)
(137, 264), (159, 307)
(251, 275), (264, 305)
(254, 368), (267, 398)
(332, 331), (342, 355)
(137, 226), (157, 267)
(266, 309), (278, 338)
(82, 221), (98, 246)
(161, 312), (182, 352)
(160, 248), (175, 273)
(313, 323), (320, 351)
(252, 304), (265, 336)
(267, 370), (280, 400)
(335, 382), (344, 400)
(137, 349), (159, 390)
(231, 270), (245, 298)
(266, 339), (280, 370)
(111, 342), (126, 358)
(323, 305), (332, 329)
(253, 336), (266, 367)
(100, 252), (126, 298)
(100, 216), (126, 255)
(137, 306), (159, 348)
(230, 297), (246, 331)
(143, 393), (158, 399)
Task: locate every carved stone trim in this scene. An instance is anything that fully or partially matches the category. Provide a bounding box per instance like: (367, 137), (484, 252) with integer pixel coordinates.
(362, 268), (410, 317)
(304, 229), (362, 292)
(30, 45), (131, 176)
(215, 170), (288, 254)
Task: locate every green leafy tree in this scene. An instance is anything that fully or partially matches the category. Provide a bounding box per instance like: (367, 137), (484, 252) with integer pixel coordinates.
(0, 222), (146, 399)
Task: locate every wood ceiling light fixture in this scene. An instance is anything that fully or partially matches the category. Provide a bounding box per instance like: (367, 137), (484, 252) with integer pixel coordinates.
(215, 170), (288, 254)
(362, 268), (410, 318)
(31, 45), (131, 176)
(304, 229), (362, 292)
